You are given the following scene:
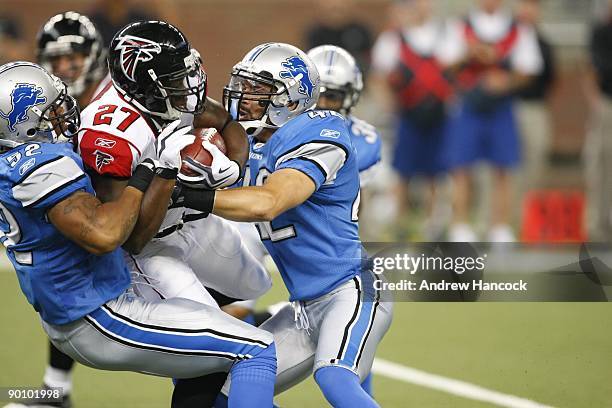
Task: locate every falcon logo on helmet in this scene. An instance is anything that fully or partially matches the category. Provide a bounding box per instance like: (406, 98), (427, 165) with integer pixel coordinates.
(280, 56), (314, 98)
(114, 35), (162, 82)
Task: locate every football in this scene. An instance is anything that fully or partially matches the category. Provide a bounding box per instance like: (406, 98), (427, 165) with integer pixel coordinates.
(180, 127), (227, 176)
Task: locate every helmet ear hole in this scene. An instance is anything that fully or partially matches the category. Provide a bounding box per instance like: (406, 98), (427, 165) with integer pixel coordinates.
(259, 70), (273, 79)
(26, 128), (37, 136)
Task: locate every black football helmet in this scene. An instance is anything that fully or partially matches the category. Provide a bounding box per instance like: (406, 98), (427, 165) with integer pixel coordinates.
(108, 21), (207, 121)
(36, 12), (106, 99)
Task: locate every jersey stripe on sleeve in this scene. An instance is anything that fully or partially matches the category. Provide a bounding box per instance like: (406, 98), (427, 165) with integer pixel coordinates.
(12, 156), (85, 207)
(275, 141), (348, 185)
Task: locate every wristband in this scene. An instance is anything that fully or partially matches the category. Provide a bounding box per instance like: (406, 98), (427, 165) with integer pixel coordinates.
(127, 161), (155, 193)
(170, 182), (216, 215)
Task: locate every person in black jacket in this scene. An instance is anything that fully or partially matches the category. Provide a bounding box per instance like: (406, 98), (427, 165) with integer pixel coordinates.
(515, 0), (556, 212)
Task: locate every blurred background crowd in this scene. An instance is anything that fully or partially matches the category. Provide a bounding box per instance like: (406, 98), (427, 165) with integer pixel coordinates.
(0, 0), (610, 244)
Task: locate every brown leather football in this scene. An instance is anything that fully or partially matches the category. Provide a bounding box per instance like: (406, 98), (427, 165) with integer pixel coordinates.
(180, 128), (227, 176)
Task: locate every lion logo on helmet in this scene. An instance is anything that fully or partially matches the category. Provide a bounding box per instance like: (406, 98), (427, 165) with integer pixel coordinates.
(0, 83), (47, 132)
(279, 56), (314, 98)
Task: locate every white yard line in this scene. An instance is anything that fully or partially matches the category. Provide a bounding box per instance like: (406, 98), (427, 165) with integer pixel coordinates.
(372, 358), (555, 408)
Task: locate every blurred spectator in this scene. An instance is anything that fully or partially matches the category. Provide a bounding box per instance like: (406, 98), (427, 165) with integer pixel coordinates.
(370, 0), (453, 240)
(438, 0), (543, 242)
(584, 0), (612, 241)
(515, 0), (556, 209)
(0, 14), (28, 63)
(305, 0), (373, 75)
(89, 0), (157, 46)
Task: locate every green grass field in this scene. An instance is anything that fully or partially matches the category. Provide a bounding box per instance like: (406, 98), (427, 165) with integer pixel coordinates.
(1, 268), (611, 407)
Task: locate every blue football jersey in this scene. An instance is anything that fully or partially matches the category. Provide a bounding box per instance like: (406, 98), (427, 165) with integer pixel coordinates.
(0, 142), (130, 324)
(244, 110), (362, 301)
(346, 115), (382, 187)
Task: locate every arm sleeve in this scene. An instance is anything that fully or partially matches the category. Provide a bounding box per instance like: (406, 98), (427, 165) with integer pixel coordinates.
(78, 129), (137, 178)
(11, 155), (91, 210)
(436, 18), (467, 66)
(510, 24), (544, 75)
(275, 142), (349, 190)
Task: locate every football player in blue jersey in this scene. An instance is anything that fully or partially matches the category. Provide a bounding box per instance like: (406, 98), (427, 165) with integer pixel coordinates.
(0, 61), (276, 408)
(170, 43), (392, 407)
(307, 44), (382, 397)
(307, 45), (382, 189)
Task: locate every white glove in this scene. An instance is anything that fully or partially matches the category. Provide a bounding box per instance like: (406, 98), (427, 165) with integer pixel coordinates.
(179, 140), (240, 189)
(156, 119), (196, 170)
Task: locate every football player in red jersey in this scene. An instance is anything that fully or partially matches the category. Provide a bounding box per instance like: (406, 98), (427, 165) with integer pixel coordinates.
(15, 18), (272, 408)
(78, 20), (272, 407)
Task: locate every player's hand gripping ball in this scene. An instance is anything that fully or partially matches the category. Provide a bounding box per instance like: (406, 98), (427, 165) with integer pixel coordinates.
(180, 127), (227, 172)
(179, 128), (239, 189)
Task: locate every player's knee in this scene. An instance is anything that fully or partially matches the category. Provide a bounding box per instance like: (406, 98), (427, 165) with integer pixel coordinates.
(257, 342), (276, 366)
(238, 327), (275, 360)
(243, 262), (272, 299)
(254, 340), (276, 364)
(233, 341), (276, 374)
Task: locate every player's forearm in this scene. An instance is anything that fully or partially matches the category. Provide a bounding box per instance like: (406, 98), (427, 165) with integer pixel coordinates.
(218, 121), (248, 169)
(94, 187), (146, 251)
(212, 169), (315, 222)
(122, 176), (176, 254)
(213, 187), (279, 222)
(48, 188), (144, 256)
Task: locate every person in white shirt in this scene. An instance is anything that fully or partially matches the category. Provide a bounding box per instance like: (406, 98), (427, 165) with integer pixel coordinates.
(437, 0), (543, 242)
(370, 0), (453, 240)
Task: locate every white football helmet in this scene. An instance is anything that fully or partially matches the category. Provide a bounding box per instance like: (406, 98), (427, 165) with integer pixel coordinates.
(307, 45), (363, 114)
(223, 42), (320, 136)
(0, 61), (80, 149)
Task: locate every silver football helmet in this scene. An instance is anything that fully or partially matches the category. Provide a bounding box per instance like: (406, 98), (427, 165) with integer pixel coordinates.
(307, 45), (363, 114)
(223, 42), (320, 136)
(0, 62), (80, 149)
